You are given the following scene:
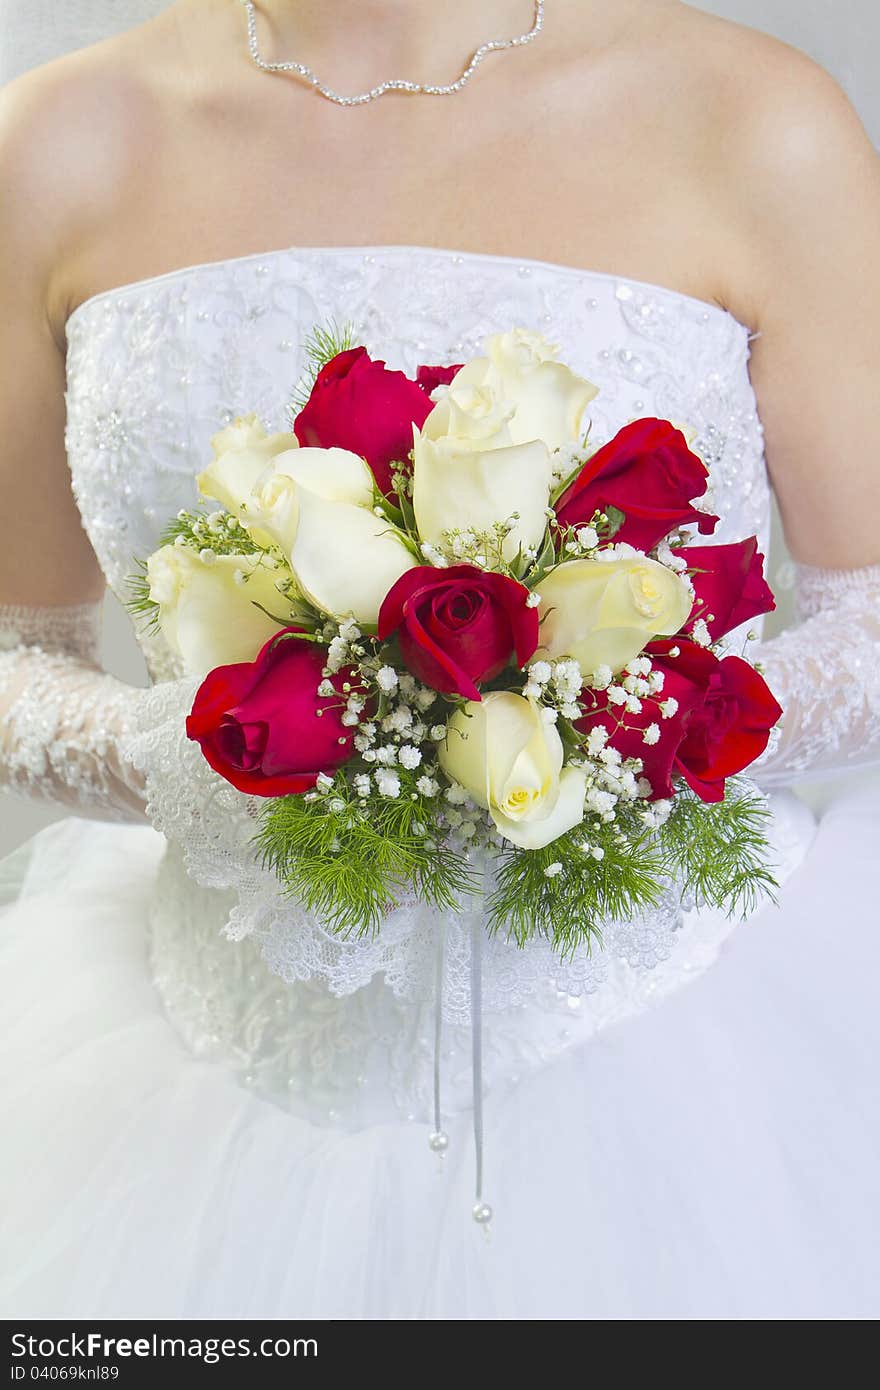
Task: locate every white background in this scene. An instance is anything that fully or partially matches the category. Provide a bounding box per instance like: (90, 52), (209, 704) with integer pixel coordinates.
(1, 2), (877, 853)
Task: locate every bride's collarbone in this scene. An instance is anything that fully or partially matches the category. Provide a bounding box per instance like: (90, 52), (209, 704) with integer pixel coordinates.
(63, 150), (741, 327)
(38, 2), (760, 328)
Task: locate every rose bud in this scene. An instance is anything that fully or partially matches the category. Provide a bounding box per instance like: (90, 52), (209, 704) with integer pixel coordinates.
(555, 418), (719, 551)
(378, 564), (539, 700)
(186, 627), (360, 796)
(677, 537), (775, 641)
(415, 363), (463, 395)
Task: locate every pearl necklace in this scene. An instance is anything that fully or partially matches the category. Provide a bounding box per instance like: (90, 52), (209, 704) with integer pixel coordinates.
(239, 0), (546, 107)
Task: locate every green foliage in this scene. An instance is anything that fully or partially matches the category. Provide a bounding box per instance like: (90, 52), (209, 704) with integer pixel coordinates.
(158, 508), (262, 557)
(254, 775), (478, 936)
(157, 510), (204, 548)
(486, 806), (666, 953)
(658, 780), (778, 918)
(124, 558), (161, 634)
(603, 505), (626, 540)
(289, 320), (357, 418)
(549, 508), (625, 561)
(484, 784), (777, 951)
(392, 478), (420, 544)
(254, 775), (777, 943)
(549, 459), (588, 507)
(513, 523), (556, 585)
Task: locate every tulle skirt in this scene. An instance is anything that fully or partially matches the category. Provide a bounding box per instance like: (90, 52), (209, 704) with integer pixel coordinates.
(2, 786), (879, 1320)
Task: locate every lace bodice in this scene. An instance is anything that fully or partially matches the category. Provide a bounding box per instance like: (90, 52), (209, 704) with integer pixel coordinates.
(4, 244), (877, 1124)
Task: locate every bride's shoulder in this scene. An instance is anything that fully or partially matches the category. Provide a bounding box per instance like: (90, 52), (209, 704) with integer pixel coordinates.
(649, 3), (880, 322)
(0, 7), (189, 318)
(638, 5), (878, 243)
(0, 10), (181, 190)
(562, 2), (873, 182)
(658, 3), (874, 175)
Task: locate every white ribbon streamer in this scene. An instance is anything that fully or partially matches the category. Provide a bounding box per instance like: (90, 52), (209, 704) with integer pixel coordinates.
(471, 910), (492, 1227)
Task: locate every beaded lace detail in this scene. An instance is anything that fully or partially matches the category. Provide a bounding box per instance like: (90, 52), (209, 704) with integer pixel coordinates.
(754, 562), (880, 784)
(0, 601), (102, 662)
(0, 601), (146, 820)
(146, 809), (815, 1126)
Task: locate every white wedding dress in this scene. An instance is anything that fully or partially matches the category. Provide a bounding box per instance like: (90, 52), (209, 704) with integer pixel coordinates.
(2, 245), (880, 1320)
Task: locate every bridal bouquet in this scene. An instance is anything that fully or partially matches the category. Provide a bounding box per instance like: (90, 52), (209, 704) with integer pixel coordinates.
(131, 326), (782, 948)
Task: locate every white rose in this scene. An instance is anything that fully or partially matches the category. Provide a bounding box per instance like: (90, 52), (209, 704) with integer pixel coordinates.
(449, 329), (598, 452)
(438, 692), (587, 850)
(146, 545), (286, 677)
(535, 555), (693, 678)
(412, 330), (596, 562)
(248, 447), (375, 551)
(251, 448), (415, 625)
(197, 414), (298, 517)
(412, 391), (553, 561)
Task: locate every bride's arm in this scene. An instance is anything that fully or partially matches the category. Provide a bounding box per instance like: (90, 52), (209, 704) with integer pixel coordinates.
(0, 72), (146, 820)
(728, 56), (880, 784)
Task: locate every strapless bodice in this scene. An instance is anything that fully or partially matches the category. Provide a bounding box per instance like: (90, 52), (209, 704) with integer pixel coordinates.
(62, 245), (801, 1126)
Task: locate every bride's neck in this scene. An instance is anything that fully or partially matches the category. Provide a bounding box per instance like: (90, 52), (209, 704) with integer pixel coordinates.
(252, 0), (552, 80)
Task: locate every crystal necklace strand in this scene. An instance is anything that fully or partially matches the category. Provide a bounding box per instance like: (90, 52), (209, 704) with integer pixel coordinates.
(239, 0), (545, 107)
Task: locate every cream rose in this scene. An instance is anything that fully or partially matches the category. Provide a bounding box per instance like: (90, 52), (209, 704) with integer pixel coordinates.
(413, 330), (597, 562)
(251, 448), (415, 625)
(448, 329), (598, 452)
(197, 414), (298, 518)
(146, 545), (286, 677)
(439, 692), (587, 850)
(247, 447), (375, 552)
(535, 554), (693, 678)
(412, 389), (553, 562)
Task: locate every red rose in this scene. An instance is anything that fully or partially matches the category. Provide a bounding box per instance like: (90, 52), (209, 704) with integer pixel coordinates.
(186, 627), (359, 797)
(576, 640), (718, 799)
(575, 640), (781, 802)
(294, 347), (457, 498)
(674, 652), (782, 803)
(416, 363), (463, 394)
(377, 564), (539, 700)
(555, 418), (719, 551)
(677, 537), (775, 641)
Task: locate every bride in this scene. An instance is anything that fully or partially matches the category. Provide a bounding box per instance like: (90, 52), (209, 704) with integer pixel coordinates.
(1, 0), (879, 1320)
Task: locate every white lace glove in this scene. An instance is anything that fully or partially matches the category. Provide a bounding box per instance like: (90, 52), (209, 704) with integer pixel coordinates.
(751, 562), (880, 786)
(0, 600), (147, 822)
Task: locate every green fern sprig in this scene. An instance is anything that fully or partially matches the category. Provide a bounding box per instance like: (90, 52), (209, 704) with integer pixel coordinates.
(486, 804), (666, 952)
(124, 557), (161, 634)
(254, 773), (478, 937)
(657, 780), (778, 918)
(254, 774), (777, 942)
(289, 320), (357, 421)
